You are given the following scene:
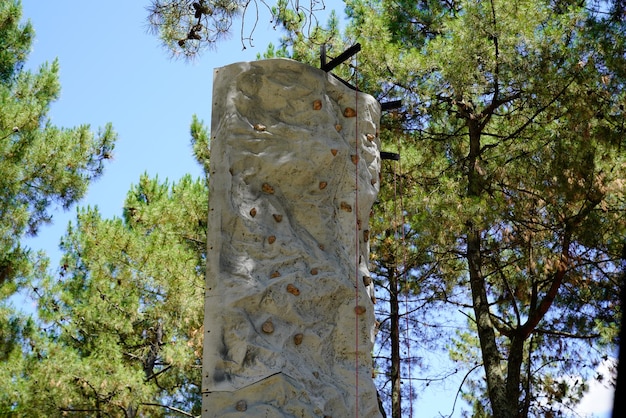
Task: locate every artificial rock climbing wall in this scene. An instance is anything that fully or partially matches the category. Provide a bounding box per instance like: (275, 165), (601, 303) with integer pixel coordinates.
(202, 58), (382, 418)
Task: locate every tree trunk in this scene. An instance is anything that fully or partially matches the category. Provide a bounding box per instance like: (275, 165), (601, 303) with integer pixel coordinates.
(390, 268), (401, 418)
(467, 228), (515, 417)
(505, 332), (526, 416)
(465, 120), (518, 417)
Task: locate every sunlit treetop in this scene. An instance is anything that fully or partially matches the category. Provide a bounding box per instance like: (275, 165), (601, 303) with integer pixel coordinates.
(146, 0), (328, 58)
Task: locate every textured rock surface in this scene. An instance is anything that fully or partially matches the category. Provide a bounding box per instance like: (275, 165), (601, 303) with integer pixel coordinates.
(202, 58), (382, 418)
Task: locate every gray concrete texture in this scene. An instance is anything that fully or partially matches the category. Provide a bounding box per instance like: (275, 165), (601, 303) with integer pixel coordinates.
(202, 58), (382, 417)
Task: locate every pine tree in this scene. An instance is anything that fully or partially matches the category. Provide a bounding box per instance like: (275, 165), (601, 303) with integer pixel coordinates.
(268, 0), (625, 416)
(0, 0), (116, 393)
(2, 118), (209, 416)
(359, 1), (624, 416)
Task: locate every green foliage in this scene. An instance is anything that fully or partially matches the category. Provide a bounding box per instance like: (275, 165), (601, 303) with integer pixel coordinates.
(268, 0), (625, 416)
(0, 0), (116, 292)
(6, 173), (208, 416)
(190, 114), (210, 176)
(147, 0), (240, 58)
(0, 0), (116, 378)
(3, 0), (622, 416)
(146, 0), (328, 58)
(0, 0), (32, 83)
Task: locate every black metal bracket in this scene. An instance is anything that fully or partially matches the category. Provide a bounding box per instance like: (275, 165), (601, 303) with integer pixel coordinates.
(320, 44), (362, 91)
(320, 43), (361, 72)
(380, 102), (402, 161)
(380, 100), (402, 111)
(380, 151), (400, 161)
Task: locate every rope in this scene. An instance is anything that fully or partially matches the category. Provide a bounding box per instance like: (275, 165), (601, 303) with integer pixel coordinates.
(353, 51), (360, 418)
(399, 146), (414, 418)
(393, 133), (413, 417)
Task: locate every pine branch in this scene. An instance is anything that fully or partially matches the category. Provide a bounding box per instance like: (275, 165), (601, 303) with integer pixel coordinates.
(533, 328), (601, 339)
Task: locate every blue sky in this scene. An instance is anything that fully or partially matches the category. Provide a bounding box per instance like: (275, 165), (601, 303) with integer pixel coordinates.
(20, 0), (284, 256)
(16, 1), (614, 417)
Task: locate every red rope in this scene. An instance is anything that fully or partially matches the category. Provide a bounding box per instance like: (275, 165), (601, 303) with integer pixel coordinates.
(353, 52), (360, 418)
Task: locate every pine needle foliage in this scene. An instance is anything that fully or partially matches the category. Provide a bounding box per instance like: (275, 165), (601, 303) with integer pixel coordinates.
(265, 0), (625, 416)
(146, 0), (328, 58)
(7, 170), (208, 416)
(0, 1), (117, 400)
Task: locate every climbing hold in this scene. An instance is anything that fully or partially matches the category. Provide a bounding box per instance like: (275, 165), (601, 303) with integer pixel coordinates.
(363, 275), (372, 286)
(286, 283), (300, 296)
(363, 230), (370, 242)
(236, 400), (247, 411)
(343, 107), (357, 118)
(370, 178), (377, 186)
(262, 319), (274, 334)
(294, 333), (304, 345)
(310, 268), (318, 275)
(270, 271), (281, 279)
(313, 99), (322, 110)
(366, 133), (375, 142)
(272, 214), (283, 222)
(268, 235), (276, 244)
(319, 181), (327, 190)
(335, 124), (342, 132)
(351, 154), (359, 165)
(250, 208), (257, 217)
(330, 148), (338, 156)
(262, 183), (275, 194)
(340, 202), (352, 212)
(354, 305), (367, 315)
(253, 123), (266, 131)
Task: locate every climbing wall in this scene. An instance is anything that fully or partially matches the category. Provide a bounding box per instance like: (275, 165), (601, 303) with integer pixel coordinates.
(202, 58), (383, 418)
